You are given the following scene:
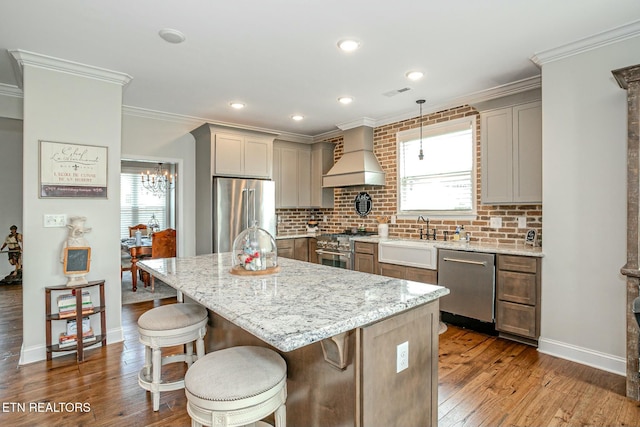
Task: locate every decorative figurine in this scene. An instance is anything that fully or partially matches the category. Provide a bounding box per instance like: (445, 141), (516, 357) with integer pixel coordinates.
(60, 216), (92, 286)
(0, 225), (22, 283)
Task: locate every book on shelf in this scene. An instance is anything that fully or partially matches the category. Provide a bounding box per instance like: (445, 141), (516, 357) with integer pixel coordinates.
(58, 328), (96, 348)
(66, 317), (91, 336)
(57, 291), (94, 317)
(58, 305), (95, 318)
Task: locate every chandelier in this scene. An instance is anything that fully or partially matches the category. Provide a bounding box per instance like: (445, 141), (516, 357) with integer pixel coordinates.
(141, 163), (176, 196)
(416, 99), (425, 160)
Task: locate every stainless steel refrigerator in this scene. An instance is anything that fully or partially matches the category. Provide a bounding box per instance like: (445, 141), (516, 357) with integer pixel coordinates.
(212, 177), (276, 253)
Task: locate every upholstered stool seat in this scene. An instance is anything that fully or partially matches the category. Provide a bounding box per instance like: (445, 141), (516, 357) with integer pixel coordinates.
(185, 346), (287, 427)
(138, 303), (208, 411)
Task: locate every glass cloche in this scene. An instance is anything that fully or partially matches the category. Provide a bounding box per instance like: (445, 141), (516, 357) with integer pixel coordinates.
(230, 221), (279, 275)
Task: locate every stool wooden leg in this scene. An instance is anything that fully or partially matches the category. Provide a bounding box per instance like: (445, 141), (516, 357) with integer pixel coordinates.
(152, 347), (161, 411)
(143, 346), (152, 379)
(196, 336), (205, 360)
(275, 403), (287, 427)
(185, 342), (194, 367)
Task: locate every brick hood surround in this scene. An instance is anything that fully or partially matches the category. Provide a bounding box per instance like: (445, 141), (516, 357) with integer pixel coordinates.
(322, 125), (385, 187)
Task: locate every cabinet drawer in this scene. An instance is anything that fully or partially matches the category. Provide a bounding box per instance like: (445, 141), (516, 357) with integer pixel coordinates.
(276, 239), (294, 250)
(379, 263), (405, 279)
(498, 255), (537, 273)
(497, 270), (536, 305)
(405, 266), (437, 284)
(354, 242), (375, 255)
(276, 239), (294, 259)
(496, 301), (537, 338)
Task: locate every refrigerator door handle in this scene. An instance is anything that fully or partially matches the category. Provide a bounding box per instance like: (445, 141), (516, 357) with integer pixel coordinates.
(249, 188), (256, 227)
(242, 188), (249, 229)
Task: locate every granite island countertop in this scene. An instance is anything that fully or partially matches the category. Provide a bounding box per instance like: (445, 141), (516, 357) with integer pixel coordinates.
(137, 253), (449, 352)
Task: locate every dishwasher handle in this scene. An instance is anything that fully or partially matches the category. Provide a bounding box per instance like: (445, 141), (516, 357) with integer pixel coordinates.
(442, 257), (487, 266)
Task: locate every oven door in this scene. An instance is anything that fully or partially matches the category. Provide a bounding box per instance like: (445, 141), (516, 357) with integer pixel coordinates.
(315, 249), (352, 270)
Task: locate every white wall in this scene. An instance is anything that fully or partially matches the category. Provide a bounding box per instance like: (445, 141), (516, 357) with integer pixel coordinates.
(0, 117), (23, 278)
(121, 112), (200, 257)
(20, 61), (127, 364)
(539, 36), (640, 374)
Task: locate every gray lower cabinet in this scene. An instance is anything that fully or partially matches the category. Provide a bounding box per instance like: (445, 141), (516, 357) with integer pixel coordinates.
(379, 262), (437, 284)
(354, 242), (377, 274)
(496, 254), (541, 342)
(277, 238), (309, 261)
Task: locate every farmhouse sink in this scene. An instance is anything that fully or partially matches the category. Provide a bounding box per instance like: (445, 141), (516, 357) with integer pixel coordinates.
(378, 239), (437, 270)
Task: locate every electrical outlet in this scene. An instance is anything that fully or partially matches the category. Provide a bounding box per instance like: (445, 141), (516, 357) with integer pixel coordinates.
(323, 215), (328, 222)
(397, 341), (409, 373)
(391, 215), (396, 224)
(490, 217), (502, 229)
(44, 214), (67, 228)
(517, 216), (527, 229)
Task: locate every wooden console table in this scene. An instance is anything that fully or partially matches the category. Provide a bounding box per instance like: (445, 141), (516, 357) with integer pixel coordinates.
(45, 280), (106, 362)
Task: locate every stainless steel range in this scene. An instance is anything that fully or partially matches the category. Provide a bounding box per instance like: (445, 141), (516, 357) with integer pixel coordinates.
(315, 231), (377, 270)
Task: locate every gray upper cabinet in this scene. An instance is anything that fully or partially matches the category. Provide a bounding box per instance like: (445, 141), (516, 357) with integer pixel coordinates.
(310, 142), (334, 208)
(191, 124), (275, 180)
(274, 141), (334, 209)
(214, 132), (273, 179)
(480, 97), (542, 205)
(273, 141), (310, 208)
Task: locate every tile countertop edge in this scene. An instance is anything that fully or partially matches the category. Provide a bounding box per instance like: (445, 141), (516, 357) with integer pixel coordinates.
(137, 254), (449, 353)
(351, 235), (544, 257)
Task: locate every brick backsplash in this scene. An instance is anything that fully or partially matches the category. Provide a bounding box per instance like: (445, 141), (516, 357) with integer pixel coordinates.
(277, 105), (542, 246)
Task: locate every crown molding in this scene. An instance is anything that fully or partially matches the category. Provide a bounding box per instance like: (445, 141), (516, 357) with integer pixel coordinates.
(0, 83), (22, 98)
(371, 75), (541, 129)
(531, 19), (640, 66)
(336, 117), (377, 130)
(9, 49), (132, 88)
(122, 105), (204, 127)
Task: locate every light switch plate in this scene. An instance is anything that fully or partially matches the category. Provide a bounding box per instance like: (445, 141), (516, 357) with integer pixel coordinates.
(517, 216), (527, 228)
(397, 341), (409, 373)
(490, 217), (502, 229)
(44, 214), (67, 228)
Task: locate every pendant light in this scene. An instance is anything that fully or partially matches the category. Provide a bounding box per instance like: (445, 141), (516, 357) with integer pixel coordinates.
(416, 99), (425, 160)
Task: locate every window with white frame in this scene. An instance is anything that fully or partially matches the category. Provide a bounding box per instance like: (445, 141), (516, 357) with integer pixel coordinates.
(397, 115), (476, 216)
(120, 162), (174, 238)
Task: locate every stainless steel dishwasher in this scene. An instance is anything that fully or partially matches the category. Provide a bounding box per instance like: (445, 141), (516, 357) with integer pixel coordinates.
(437, 249), (495, 323)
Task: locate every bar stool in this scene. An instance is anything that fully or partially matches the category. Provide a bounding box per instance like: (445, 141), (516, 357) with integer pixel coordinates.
(137, 303), (208, 411)
(184, 346), (287, 427)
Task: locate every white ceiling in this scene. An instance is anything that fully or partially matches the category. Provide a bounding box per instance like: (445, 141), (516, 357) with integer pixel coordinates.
(1, 1), (640, 139)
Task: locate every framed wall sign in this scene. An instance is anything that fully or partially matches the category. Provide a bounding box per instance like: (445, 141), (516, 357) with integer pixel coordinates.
(39, 140), (108, 198)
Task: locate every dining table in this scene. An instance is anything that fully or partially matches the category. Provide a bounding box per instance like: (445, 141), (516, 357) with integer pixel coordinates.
(121, 237), (152, 291)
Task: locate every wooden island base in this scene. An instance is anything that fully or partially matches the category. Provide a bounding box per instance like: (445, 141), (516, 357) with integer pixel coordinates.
(202, 300), (440, 427)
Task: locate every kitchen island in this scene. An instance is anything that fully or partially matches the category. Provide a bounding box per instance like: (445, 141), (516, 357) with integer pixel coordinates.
(138, 253), (449, 427)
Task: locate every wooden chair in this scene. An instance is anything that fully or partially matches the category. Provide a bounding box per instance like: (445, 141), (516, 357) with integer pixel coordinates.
(142, 228), (176, 291)
(122, 224), (148, 280)
(129, 224), (149, 237)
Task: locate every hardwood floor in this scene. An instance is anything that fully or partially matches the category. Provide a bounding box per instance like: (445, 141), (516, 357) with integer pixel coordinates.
(0, 283), (639, 426)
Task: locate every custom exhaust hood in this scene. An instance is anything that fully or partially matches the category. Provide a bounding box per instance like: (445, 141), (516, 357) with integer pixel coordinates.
(322, 125), (385, 187)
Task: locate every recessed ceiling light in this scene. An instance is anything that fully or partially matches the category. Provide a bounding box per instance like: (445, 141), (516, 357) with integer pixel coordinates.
(338, 97), (353, 105)
(291, 115), (304, 121)
(406, 71), (424, 81)
(158, 28), (186, 44)
(337, 39), (360, 52)
(230, 102), (245, 109)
